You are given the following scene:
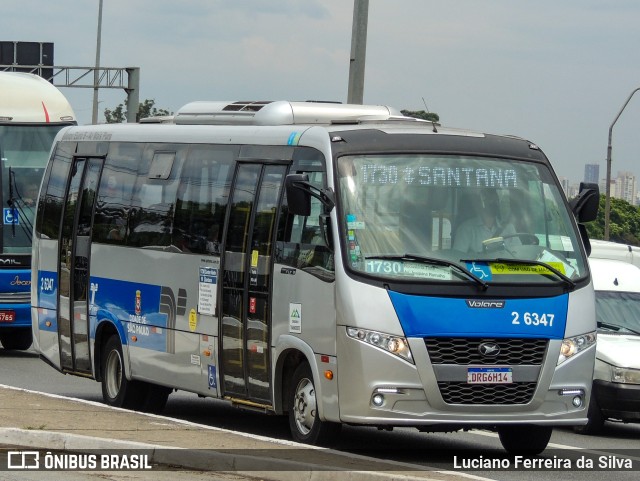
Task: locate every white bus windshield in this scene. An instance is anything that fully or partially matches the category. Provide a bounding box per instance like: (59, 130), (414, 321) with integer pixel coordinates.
(1, 124), (66, 253)
(337, 154), (587, 284)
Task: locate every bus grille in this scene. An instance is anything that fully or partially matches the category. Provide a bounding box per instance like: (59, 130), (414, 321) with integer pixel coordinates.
(425, 338), (548, 365)
(425, 337), (548, 405)
(437, 382), (537, 404)
(0, 292), (30, 304)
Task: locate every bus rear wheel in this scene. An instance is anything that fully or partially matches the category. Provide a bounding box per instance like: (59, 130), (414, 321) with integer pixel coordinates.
(288, 363), (341, 446)
(0, 329), (32, 351)
(101, 335), (147, 409)
(498, 425), (552, 455)
(140, 383), (171, 413)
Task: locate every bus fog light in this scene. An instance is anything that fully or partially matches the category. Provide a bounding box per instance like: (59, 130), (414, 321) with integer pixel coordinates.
(572, 396), (583, 408)
(372, 393), (385, 406)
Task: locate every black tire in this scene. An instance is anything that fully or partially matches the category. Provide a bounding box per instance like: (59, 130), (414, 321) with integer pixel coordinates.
(100, 335), (147, 409)
(573, 393), (605, 435)
(288, 363), (341, 446)
(498, 425), (552, 455)
(0, 329), (33, 351)
(140, 383), (171, 414)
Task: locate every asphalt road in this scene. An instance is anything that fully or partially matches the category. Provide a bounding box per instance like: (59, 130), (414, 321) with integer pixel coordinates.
(1, 346), (639, 481)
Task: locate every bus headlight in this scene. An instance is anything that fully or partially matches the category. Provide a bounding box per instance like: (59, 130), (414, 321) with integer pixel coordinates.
(557, 331), (596, 365)
(611, 366), (640, 385)
(346, 327), (413, 364)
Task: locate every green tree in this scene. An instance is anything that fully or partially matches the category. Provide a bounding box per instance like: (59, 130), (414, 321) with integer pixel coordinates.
(584, 194), (640, 246)
(103, 103), (126, 123)
(401, 109), (439, 122)
(104, 98), (171, 123)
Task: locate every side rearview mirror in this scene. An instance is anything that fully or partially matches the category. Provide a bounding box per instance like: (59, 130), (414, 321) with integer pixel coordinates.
(570, 182), (599, 223)
(284, 173), (335, 217)
(285, 174), (312, 216)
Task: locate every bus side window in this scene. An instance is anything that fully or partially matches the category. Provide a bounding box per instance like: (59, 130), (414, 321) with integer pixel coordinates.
(93, 142), (143, 245)
(276, 171), (334, 281)
(126, 144), (184, 249)
(173, 145), (236, 254)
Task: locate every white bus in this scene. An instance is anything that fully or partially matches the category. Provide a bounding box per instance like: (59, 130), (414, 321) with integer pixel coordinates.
(32, 100), (599, 453)
(0, 71), (75, 350)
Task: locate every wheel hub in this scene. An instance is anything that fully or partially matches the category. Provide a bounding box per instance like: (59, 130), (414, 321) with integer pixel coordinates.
(294, 378), (316, 435)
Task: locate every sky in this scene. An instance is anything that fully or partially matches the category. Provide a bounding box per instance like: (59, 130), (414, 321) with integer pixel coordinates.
(2, 0), (640, 186)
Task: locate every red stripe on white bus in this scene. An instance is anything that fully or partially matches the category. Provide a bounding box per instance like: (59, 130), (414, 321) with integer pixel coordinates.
(41, 101), (50, 122)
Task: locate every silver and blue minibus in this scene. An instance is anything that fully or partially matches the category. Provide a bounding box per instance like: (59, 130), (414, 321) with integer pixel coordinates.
(32, 100), (599, 453)
(0, 72), (75, 350)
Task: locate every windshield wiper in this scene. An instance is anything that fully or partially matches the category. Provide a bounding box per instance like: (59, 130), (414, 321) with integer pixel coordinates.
(365, 254), (488, 291)
(598, 321), (640, 336)
(481, 258), (576, 289)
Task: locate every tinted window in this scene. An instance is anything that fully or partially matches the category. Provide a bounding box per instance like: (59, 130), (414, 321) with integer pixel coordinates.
(37, 141), (74, 239)
(92, 142), (143, 244)
(127, 144), (183, 248)
(173, 145), (236, 254)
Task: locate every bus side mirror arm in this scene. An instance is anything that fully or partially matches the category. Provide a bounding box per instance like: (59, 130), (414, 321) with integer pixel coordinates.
(578, 224), (591, 257)
(319, 213), (334, 252)
(284, 174), (335, 216)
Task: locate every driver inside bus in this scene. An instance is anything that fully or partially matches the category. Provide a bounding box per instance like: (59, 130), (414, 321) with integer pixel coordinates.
(453, 189), (517, 254)
(22, 183), (39, 207)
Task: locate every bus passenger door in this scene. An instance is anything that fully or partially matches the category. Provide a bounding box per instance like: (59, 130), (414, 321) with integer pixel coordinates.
(58, 157), (103, 375)
(221, 163), (286, 403)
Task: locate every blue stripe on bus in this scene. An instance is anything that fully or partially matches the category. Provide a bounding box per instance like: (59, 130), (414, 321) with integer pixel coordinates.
(0, 269), (31, 293)
(36, 271), (169, 349)
(0, 266), (31, 327)
(37, 270), (58, 309)
(388, 291), (568, 339)
(90, 276), (168, 351)
(36, 270), (58, 332)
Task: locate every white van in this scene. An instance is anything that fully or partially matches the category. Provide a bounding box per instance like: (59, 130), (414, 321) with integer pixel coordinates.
(576, 256), (640, 433)
(589, 239), (640, 268)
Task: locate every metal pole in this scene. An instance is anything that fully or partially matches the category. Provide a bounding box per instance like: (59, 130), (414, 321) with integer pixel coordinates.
(347, 0), (369, 104)
(91, 0), (104, 125)
(125, 67), (140, 123)
(604, 87), (640, 240)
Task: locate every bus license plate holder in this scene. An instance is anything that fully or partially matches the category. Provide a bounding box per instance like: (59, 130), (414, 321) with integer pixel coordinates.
(0, 310), (16, 323)
(467, 367), (512, 384)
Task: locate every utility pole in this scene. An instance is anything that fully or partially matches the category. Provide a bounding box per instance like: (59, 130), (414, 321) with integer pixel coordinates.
(604, 86), (640, 240)
(91, 0), (104, 125)
(347, 0), (369, 104)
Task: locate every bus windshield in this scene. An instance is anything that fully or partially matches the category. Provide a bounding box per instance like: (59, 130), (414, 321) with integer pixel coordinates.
(0, 124), (66, 253)
(337, 154), (587, 284)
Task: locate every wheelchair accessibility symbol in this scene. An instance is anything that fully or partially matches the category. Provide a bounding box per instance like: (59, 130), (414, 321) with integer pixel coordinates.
(208, 365), (217, 389)
(3, 208), (19, 225)
(467, 262), (492, 280)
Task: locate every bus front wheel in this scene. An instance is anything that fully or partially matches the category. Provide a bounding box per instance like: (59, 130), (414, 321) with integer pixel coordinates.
(573, 394), (605, 435)
(0, 329), (32, 351)
(288, 363), (341, 446)
(498, 425), (552, 455)
(101, 335), (146, 409)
